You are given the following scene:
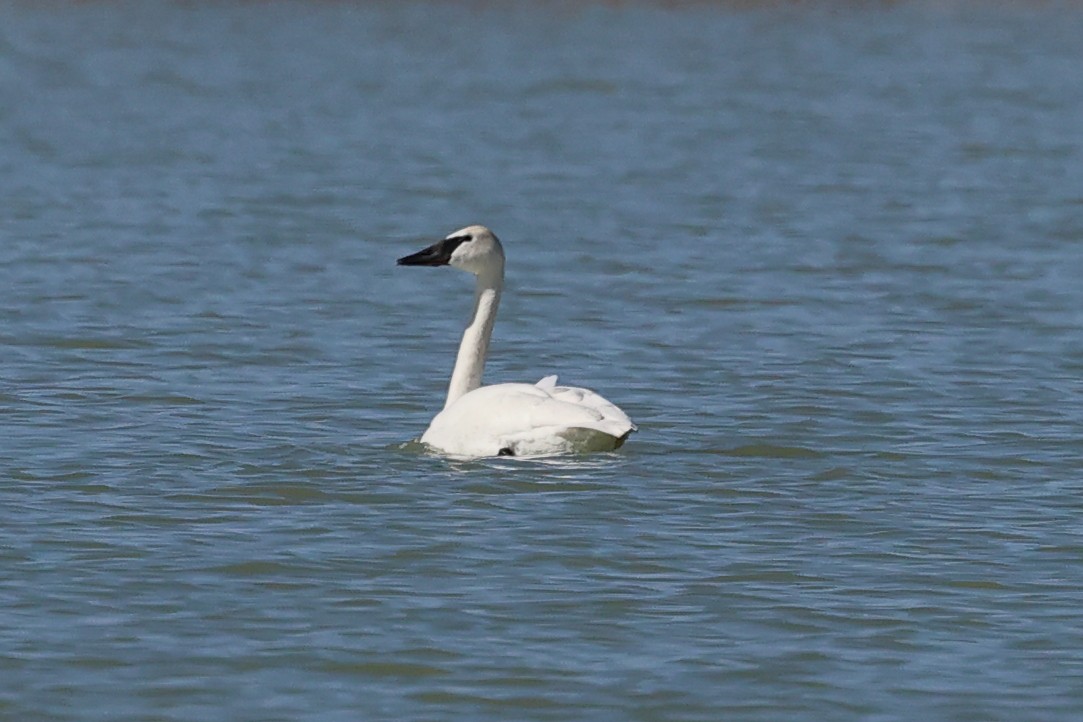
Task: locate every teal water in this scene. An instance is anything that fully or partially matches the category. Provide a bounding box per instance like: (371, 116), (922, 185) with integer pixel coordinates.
(3, 2), (1083, 720)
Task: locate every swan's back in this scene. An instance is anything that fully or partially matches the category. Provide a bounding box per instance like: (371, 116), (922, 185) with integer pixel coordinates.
(420, 376), (636, 458)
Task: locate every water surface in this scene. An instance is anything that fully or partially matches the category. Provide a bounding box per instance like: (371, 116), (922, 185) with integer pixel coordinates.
(2, 2), (1083, 720)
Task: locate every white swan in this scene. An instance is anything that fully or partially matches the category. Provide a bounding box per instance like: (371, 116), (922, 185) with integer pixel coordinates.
(398, 225), (636, 458)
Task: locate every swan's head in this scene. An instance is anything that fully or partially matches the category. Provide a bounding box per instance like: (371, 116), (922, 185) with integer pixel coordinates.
(397, 225), (505, 277)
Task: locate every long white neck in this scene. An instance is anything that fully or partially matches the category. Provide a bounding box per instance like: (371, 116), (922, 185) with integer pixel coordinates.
(445, 268), (503, 409)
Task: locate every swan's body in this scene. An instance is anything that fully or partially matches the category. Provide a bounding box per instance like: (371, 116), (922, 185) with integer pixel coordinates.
(398, 225), (635, 458)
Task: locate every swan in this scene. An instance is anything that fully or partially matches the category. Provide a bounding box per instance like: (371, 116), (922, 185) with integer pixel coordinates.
(397, 225), (636, 458)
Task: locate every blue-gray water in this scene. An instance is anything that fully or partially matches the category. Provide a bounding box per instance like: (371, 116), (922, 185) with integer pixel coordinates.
(3, 2), (1083, 720)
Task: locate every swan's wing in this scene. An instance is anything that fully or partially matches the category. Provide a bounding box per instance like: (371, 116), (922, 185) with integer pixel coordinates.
(535, 376), (634, 431)
(532, 376), (635, 433)
(543, 384), (637, 433)
(501, 385), (636, 455)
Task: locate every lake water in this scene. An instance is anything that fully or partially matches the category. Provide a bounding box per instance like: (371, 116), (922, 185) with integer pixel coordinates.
(3, 1), (1083, 720)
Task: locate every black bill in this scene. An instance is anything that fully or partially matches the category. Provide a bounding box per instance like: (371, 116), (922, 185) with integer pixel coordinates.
(397, 235), (470, 267)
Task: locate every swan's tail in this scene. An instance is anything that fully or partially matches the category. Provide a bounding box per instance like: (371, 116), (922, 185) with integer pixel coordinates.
(555, 426), (632, 453)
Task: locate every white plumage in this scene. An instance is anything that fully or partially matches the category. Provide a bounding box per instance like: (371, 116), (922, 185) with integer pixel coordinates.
(397, 226), (635, 458)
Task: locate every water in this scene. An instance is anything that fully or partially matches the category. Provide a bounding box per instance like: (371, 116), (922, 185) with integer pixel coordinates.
(3, 1), (1083, 719)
